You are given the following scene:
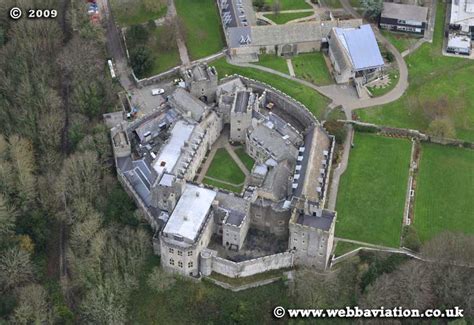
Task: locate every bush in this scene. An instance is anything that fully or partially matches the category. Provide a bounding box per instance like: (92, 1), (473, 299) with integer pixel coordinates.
(402, 225), (421, 252)
(147, 267), (177, 293)
(324, 120), (347, 144)
(130, 46), (154, 78)
(353, 124), (379, 133)
(428, 118), (456, 139)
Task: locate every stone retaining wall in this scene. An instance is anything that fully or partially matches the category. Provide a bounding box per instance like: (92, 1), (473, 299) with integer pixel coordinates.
(211, 251), (294, 278)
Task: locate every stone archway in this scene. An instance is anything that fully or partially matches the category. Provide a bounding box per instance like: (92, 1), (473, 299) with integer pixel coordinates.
(281, 44), (293, 57)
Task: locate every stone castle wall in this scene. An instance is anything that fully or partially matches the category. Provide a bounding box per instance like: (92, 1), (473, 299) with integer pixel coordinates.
(210, 251), (294, 278)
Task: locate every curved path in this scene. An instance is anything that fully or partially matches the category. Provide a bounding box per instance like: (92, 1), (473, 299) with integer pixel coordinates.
(337, 0), (409, 110)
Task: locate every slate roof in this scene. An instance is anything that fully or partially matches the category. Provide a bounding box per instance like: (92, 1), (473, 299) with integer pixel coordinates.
(381, 2), (428, 23)
(334, 24), (384, 71)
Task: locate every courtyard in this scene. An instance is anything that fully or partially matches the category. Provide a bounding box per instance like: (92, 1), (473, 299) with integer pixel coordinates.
(335, 132), (412, 247)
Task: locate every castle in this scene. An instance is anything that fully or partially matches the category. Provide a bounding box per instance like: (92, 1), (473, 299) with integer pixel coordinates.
(109, 63), (337, 279)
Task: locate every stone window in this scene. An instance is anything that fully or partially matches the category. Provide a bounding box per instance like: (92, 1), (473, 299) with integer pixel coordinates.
(169, 248), (174, 254)
(188, 251), (193, 256)
(169, 258), (174, 266)
(178, 261), (183, 268)
(188, 262), (193, 268)
(177, 250), (183, 256)
(278, 220), (285, 225)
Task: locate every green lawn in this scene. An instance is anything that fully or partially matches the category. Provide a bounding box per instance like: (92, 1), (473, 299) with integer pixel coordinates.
(175, 0), (225, 60)
(235, 147), (255, 171)
(111, 1), (167, 26)
(128, 255), (290, 324)
(336, 133), (411, 247)
(323, 0), (342, 8)
(381, 31), (419, 54)
(205, 148), (245, 185)
(292, 52), (333, 86)
(212, 58), (330, 119)
(256, 54), (289, 74)
(334, 241), (361, 256)
(265, 0), (312, 10)
(413, 144), (474, 242)
(203, 178), (243, 193)
(357, 2), (474, 142)
(367, 70), (399, 97)
(148, 27), (181, 76)
(264, 12), (313, 24)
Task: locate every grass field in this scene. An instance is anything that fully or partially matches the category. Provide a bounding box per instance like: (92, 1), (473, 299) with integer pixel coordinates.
(334, 241), (361, 256)
(264, 12), (313, 24)
(212, 58), (330, 119)
(292, 52), (333, 86)
(381, 31), (418, 54)
(148, 27), (181, 76)
(256, 55), (289, 74)
(335, 133), (411, 247)
(128, 256), (290, 323)
(357, 2), (474, 141)
(367, 70), (399, 97)
(112, 1), (167, 26)
(323, 0), (342, 8)
(203, 148), (245, 193)
(235, 147), (255, 171)
(203, 178), (243, 193)
(175, 0), (225, 60)
(265, 0), (312, 10)
(413, 144), (474, 242)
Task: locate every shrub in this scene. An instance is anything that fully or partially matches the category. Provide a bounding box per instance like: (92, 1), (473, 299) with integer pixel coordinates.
(402, 225), (421, 252)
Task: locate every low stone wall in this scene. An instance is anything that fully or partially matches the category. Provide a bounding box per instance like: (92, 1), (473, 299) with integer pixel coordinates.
(132, 50), (227, 89)
(211, 251), (294, 278)
(345, 120), (474, 149)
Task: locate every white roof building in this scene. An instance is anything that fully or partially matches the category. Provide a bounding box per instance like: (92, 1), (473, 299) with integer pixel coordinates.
(162, 184), (217, 243)
(450, 0), (474, 33)
(152, 120), (195, 177)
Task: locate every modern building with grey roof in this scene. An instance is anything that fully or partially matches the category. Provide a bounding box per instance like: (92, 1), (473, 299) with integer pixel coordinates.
(328, 24), (385, 84)
(380, 2), (429, 36)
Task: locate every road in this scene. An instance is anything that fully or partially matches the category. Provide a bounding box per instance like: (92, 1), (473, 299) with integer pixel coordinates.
(97, 0), (134, 90)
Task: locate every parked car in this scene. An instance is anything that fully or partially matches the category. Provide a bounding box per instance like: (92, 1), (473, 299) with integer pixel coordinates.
(151, 88), (165, 96)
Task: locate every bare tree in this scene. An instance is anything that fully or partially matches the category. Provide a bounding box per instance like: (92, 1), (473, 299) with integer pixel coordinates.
(0, 247), (34, 292)
(147, 267), (177, 293)
(8, 135), (37, 206)
(10, 284), (53, 324)
(272, 0), (281, 15)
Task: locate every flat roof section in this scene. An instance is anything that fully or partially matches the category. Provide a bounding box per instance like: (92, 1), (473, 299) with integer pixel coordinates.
(152, 120), (195, 177)
(296, 210), (335, 231)
(163, 184), (217, 242)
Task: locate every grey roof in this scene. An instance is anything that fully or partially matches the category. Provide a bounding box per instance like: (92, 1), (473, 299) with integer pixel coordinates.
(170, 88), (208, 122)
(159, 173), (175, 187)
(262, 160), (293, 200)
(329, 29), (352, 73)
(250, 123), (299, 162)
(251, 22), (322, 46)
(296, 209), (335, 231)
(123, 158), (156, 207)
(382, 2), (428, 23)
(224, 209), (246, 226)
(228, 26), (252, 48)
(334, 25), (384, 71)
(234, 91), (250, 113)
